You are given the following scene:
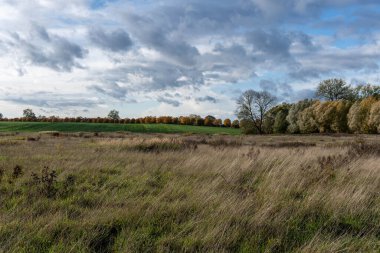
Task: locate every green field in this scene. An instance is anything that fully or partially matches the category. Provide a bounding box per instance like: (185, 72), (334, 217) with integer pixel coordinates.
(0, 122), (241, 135)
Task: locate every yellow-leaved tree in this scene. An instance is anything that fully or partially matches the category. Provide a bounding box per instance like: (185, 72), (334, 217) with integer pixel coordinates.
(368, 101), (380, 133)
(348, 97), (377, 133)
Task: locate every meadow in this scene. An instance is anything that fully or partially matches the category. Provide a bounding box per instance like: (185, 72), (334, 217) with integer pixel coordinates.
(0, 132), (379, 252)
(0, 122), (241, 135)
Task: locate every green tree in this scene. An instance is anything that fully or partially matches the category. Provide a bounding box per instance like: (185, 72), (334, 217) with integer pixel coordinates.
(263, 103), (290, 134)
(232, 120), (240, 128)
(354, 84), (380, 99)
(316, 79), (355, 101)
(23, 109), (36, 120)
(108, 110), (120, 120)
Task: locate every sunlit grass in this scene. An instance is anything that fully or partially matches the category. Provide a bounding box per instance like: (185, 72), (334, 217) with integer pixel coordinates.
(0, 133), (379, 252)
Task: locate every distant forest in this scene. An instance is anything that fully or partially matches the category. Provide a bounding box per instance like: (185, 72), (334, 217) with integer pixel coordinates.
(1, 79), (379, 134)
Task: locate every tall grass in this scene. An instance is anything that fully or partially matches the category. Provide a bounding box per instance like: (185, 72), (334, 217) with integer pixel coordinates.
(0, 134), (379, 252)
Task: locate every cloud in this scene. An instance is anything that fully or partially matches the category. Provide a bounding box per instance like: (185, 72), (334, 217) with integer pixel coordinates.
(195, 96), (217, 103)
(123, 12), (200, 66)
(157, 97), (181, 107)
(259, 80), (278, 92)
(89, 27), (133, 52)
(0, 0), (380, 117)
(5, 25), (87, 72)
(247, 29), (292, 60)
(2, 91), (103, 109)
(89, 82), (128, 100)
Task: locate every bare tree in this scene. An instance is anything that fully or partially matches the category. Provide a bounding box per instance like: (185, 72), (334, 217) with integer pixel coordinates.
(236, 90), (277, 134)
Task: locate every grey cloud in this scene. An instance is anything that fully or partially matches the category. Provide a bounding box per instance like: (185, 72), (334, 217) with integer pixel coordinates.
(31, 25), (50, 41)
(93, 61), (204, 92)
(289, 69), (322, 81)
(89, 82), (128, 99)
(200, 44), (256, 83)
(256, 80), (314, 102)
(89, 27), (133, 52)
(107, 0), (380, 91)
(123, 13), (200, 66)
(259, 80), (277, 92)
(292, 89), (316, 101)
(3, 0), (380, 117)
(246, 29), (292, 61)
(8, 25), (87, 72)
(157, 97), (181, 107)
(2, 92), (103, 109)
(290, 46), (380, 81)
(195, 96), (217, 103)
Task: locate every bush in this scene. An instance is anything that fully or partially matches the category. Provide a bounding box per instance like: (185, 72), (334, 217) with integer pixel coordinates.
(240, 120), (258, 135)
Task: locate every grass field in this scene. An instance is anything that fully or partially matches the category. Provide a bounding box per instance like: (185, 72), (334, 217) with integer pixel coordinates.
(0, 132), (379, 252)
(0, 122), (241, 135)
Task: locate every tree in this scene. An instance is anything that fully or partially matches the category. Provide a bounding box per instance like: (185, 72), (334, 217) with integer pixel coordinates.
(204, 115), (216, 126)
(223, 119), (231, 127)
(23, 109), (36, 120)
(369, 101), (380, 133)
(236, 90), (277, 134)
(297, 105), (318, 133)
(273, 110), (289, 134)
(189, 114), (201, 120)
(239, 119), (257, 134)
(232, 120), (240, 128)
(0, 113), (3, 119)
(314, 101), (337, 133)
(354, 84), (380, 99)
(348, 97), (377, 133)
(286, 99), (315, 133)
(213, 119), (222, 127)
(316, 79), (355, 101)
(263, 103), (290, 134)
(330, 100), (352, 133)
(108, 110), (120, 120)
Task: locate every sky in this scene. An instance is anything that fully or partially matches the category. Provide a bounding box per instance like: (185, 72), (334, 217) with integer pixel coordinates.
(0, 0), (380, 119)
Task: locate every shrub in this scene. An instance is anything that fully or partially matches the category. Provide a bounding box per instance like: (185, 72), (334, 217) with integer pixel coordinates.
(240, 120), (258, 135)
(31, 166), (58, 198)
(12, 165), (23, 179)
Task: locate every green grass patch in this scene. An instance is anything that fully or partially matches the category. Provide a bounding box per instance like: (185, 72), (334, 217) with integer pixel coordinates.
(0, 122), (241, 135)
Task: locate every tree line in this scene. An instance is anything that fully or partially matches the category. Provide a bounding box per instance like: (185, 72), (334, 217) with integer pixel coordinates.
(0, 109), (240, 128)
(236, 79), (380, 134)
(0, 79), (379, 134)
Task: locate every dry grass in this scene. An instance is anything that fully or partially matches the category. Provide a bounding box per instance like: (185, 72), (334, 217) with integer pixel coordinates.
(0, 133), (379, 252)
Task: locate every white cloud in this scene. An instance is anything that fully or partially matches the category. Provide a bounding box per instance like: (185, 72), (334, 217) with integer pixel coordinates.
(0, 0), (379, 118)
